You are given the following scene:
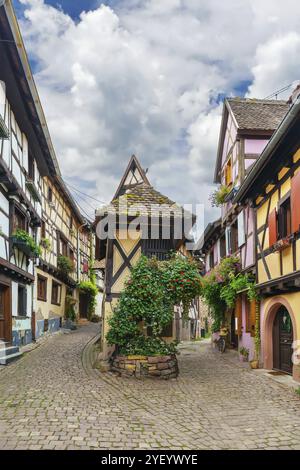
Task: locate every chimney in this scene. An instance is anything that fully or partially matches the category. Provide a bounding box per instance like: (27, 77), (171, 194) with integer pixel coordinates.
(288, 82), (300, 105)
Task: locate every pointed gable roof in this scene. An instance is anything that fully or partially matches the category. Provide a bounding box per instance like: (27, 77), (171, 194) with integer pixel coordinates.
(113, 154), (150, 199)
(97, 155), (195, 222)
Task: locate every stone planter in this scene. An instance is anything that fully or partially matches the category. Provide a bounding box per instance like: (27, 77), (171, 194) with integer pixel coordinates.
(111, 354), (179, 379)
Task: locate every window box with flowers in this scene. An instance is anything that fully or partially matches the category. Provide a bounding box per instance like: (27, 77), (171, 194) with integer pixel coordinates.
(11, 229), (41, 258)
(273, 235), (294, 253)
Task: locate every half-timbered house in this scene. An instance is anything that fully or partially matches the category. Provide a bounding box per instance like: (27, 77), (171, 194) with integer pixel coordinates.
(200, 98), (289, 359)
(0, 1), (95, 360)
(94, 155), (195, 361)
(35, 176), (94, 337)
(234, 91), (300, 382)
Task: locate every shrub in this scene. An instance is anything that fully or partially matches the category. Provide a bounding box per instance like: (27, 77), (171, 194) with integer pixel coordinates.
(106, 254), (201, 355)
(40, 238), (51, 251)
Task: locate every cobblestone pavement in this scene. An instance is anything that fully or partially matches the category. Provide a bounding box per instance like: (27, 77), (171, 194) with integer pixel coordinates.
(1, 323), (300, 450)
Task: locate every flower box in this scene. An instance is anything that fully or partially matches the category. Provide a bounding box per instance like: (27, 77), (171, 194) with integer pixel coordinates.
(11, 236), (36, 258)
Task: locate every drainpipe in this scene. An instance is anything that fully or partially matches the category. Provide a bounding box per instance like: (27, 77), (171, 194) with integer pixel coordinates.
(77, 221), (88, 283)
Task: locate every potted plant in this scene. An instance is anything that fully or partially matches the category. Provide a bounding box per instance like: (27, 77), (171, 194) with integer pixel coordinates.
(209, 185), (231, 207)
(11, 229), (41, 258)
(57, 255), (74, 277)
(239, 346), (249, 362)
(40, 237), (51, 251)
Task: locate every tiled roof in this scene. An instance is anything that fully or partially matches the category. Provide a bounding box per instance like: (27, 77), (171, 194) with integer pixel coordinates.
(227, 98), (289, 131)
(97, 182), (192, 219)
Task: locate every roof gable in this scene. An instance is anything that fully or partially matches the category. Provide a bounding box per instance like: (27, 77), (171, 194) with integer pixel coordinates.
(113, 154), (150, 199)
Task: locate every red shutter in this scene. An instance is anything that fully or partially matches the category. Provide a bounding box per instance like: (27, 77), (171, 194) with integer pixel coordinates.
(291, 171), (300, 234)
(268, 208), (277, 246)
(235, 295), (242, 336)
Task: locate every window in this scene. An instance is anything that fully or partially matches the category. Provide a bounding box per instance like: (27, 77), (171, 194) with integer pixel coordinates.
(13, 207), (27, 232)
(225, 158), (232, 186)
(37, 275), (47, 301)
(28, 153), (35, 180)
(48, 187), (53, 203)
(51, 281), (61, 305)
(70, 217), (73, 230)
(278, 196), (291, 239)
(69, 248), (75, 267)
(18, 285), (27, 317)
(41, 220), (46, 239)
(230, 221), (238, 254)
(209, 249), (215, 269)
(220, 235), (226, 259)
(59, 236), (68, 257)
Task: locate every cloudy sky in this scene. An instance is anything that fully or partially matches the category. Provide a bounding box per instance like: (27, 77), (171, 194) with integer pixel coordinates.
(14, 0), (300, 230)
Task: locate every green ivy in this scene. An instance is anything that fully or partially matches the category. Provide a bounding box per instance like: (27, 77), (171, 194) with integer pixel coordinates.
(40, 237), (51, 251)
(106, 254), (201, 355)
(12, 229), (41, 257)
(65, 294), (77, 321)
(200, 256), (258, 332)
(78, 280), (98, 320)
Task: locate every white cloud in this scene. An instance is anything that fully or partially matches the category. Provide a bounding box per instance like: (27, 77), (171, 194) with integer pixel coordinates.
(16, 0), (300, 228)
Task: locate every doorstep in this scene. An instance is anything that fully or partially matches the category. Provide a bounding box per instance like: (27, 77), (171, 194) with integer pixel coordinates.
(252, 368), (300, 391)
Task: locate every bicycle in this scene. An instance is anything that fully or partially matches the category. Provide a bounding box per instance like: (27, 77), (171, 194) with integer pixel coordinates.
(216, 327), (228, 353)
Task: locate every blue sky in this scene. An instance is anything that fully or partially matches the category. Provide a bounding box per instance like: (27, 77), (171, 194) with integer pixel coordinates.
(14, 0), (300, 227)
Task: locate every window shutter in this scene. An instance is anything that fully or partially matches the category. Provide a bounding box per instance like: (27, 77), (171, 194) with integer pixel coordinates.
(238, 211), (245, 247)
(249, 300), (256, 338)
(291, 170), (300, 233)
(235, 295), (242, 336)
(268, 208), (277, 246)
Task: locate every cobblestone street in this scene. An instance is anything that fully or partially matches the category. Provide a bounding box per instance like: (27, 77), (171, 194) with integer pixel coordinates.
(0, 323), (300, 450)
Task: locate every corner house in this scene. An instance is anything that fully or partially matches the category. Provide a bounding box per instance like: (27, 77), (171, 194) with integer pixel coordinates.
(94, 155), (196, 361)
(234, 90), (300, 382)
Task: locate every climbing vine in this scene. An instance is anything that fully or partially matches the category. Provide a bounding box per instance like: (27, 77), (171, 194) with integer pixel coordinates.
(200, 256), (258, 332)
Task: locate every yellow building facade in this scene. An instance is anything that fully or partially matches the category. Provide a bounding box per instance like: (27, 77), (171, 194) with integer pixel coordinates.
(234, 100), (300, 382)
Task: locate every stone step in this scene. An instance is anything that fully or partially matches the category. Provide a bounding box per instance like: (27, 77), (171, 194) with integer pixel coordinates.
(0, 351), (23, 365)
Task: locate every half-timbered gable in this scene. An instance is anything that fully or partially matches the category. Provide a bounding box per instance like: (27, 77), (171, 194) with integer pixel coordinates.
(199, 98), (288, 359)
(96, 155), (195, 361)
(234, 92), (300, 382)
(0, 3), (96, 350)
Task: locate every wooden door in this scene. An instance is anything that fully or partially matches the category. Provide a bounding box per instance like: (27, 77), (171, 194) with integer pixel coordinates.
(273, 306), (293, 374)
(0, 284), (11, 343)
(79, 293), (89, 319)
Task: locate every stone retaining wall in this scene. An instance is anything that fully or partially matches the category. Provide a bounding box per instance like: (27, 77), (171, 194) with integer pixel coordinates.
(111, 354), (179, 379)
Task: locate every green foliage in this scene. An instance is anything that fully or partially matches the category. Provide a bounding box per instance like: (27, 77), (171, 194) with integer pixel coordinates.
(210, 185), (231, 207)
(65, 294), (76, 321)
(40, 237), (51, 251)
(200, 256), (258, 332)
(78, 280), (98, 320)
(220, 273), (258, 308)
(120, 336), (178, 356)
(57, 255), (74, 276)
(295, 387), (300, 397)
(106, 254), (202, 355)
(12, 229), (41, 257)
(240, 346), (249, 358)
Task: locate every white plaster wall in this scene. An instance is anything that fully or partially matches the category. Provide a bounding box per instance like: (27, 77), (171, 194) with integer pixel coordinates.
(12, 281), (18, 317)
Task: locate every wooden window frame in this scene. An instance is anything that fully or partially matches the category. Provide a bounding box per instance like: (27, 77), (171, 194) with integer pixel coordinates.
(17, 284), (27, 318)
(51, 280), (62, 306)
(48, 187), (53, 203)
(37, 275), (47, 302)
(278, 192), (291, 240)
(13, 206), (28, 233)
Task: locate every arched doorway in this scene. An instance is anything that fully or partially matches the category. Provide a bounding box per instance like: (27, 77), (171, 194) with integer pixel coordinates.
(273, 306), (293, 374)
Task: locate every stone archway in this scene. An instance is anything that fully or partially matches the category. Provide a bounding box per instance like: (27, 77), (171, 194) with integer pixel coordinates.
(262, 297), (297, 378)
